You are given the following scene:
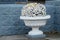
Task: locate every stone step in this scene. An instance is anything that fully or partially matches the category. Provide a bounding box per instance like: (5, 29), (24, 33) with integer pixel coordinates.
(0, 34), (60, 40)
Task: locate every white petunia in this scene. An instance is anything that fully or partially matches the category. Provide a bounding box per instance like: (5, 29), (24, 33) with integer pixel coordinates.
(21, 3), (46, 17)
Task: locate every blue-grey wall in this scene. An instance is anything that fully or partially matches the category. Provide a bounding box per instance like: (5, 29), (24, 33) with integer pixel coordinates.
(0, 0), (27, 4)
(0, 0), (60, 35)
(0, 4), (31, 35)
(54, 0), (60, 32)
(46, 0), (60, 32)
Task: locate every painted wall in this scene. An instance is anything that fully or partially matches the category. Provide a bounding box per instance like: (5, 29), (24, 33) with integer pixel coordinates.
(46, 0), (60, 32)
(0, 0), (59, 35)
(0, 0), (27, 4)
(54, 0), (60, 32)
(0, 4), (31, 35)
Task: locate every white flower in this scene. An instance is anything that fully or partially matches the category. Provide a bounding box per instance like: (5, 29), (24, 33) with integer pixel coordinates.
(21, 3), (46, 17)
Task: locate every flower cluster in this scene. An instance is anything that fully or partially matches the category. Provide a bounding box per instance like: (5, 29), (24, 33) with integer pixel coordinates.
(21, 3), (46, 17)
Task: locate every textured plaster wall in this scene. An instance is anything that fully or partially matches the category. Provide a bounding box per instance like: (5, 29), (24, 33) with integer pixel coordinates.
(0, 0), (59, 35)
(0, 4), (31, 35)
